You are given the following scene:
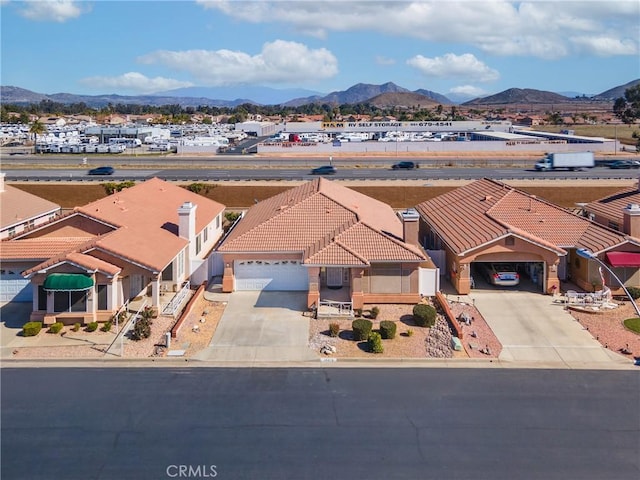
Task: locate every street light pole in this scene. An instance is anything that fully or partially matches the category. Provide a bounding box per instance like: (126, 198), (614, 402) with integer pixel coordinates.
(576, 248), (640, 317)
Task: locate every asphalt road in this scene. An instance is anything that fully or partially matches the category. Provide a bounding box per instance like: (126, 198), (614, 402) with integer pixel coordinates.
(2, 367), (638, 480)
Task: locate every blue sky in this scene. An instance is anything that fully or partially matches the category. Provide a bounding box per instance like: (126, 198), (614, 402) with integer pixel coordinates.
(1, 0), (639, 100)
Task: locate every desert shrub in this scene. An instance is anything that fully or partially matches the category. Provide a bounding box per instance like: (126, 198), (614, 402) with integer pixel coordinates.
(413, 304), (437, 328)
(352, 318), (373, 341)
(140, 306), (155, 324)
(368, 332), (384, 353)
(72, 323), (81, 332)
(100, 321), (112, 332)
(626, 287), (640, 300)
(48, 322), (64, 334)
(131, 317), (151, 341)
(406, 329), (414, 337)
(224, 211), (241, 223)
(102, 181), (135, 195)
(379, 320), (397, 339)
(354, 308), (363, 318)
(329, 322), (340, 337)
(22, 321), (42, 337)
(369, 306), (380, 319)
(186, 182), (209, 194)
(86, 321), (99, 332)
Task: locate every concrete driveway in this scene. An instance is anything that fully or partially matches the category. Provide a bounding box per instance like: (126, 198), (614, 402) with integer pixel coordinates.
(469, 290), (629, 367)
(194, 291), (319, 363)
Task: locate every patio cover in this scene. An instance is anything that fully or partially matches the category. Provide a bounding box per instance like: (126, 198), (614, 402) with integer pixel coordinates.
(605, 251), (640, 267)
(43, 273), (94, 291)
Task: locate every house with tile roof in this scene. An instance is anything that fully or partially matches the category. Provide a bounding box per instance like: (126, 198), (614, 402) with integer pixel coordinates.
(217, 178), (432, 310)
(415, 178), (640, 295)
(1, 178), (225, 325)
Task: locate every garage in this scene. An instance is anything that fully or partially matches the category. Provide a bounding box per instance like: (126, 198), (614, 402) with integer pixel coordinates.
(471, 261), (545, 291)
(234, 260), (308, 291)
(0, 270), (32, 302)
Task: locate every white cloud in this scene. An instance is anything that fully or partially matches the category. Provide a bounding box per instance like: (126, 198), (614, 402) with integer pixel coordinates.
(571, 36), (638, 56)
(18, 0), (84, 22)
(407, 53), (500, 82)
(375, 56), (396, 66)
(197, 1), (639, 59)
(138, 40), (339, 86)
(79, 72), (193, 94)
(449, 85), (487, 98)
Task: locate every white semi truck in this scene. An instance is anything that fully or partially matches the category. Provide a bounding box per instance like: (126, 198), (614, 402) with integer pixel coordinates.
(534, 152), (595, 171)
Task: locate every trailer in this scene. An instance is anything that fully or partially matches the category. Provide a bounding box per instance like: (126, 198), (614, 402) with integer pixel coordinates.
(534, 152), (595, 171)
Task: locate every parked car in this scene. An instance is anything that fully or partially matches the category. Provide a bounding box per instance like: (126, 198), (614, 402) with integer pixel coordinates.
(311, 165), (337, 175)
(481, 263), (520, 287)
(88, 166), (115, 175)
(392, 161), (417, 170)
(608, 160), (640, 169)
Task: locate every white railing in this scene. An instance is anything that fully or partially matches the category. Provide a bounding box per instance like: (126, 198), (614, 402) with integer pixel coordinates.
(162, 281), (191, 316)
(317, 300), (353, 317)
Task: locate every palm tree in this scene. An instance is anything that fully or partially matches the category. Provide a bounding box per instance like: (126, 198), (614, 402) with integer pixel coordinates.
(29, 119), (46, 153)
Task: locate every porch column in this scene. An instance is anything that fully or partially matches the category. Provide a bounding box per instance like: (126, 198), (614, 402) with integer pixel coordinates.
(151, 275), (161, 307)
(222, 260), (234, 293)
(456, 262), (472, 295)
(546, 260), (560, 295)
(307, 267), (320, 309)
(351, 268), (365, 309)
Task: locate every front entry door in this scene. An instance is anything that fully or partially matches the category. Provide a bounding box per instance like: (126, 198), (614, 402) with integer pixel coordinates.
(327, 268), (343, 288)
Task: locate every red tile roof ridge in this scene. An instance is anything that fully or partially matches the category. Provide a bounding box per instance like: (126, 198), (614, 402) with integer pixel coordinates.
(64, 252), (121, 276)
(23, 235), (103, 276)
(303, 217), (359, 259)
(355, 220), (427, 259)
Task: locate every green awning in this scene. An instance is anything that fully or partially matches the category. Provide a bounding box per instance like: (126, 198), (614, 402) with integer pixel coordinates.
(43, 273), (94, 292)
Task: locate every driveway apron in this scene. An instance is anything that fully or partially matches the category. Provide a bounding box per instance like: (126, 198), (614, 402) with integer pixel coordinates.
(194, 291), (318, 363)
(470, 290), (628, 367)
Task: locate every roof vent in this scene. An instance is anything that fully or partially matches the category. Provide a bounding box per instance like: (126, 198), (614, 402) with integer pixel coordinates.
(483, 195), (492, 201)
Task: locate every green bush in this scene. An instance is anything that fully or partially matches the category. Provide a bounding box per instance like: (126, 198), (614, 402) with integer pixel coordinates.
(406, 329), (414, 337)
(48, 322), (64, 334)
(72, 323), (81, 332)
(86, 321), (99, 332)
(329, 322), (340, 337)
(100, 321), (112, 333)
(368, 332), (384, 354)
(369, 306), (380, 319)
(131, 317), (151, 341)
(354, 308), (363, 318)
(413, 304), (437, 328)
(626, 287), (640, 300)
(379, 320), (397, 339)
(224, 211), (241, 223)
(352, 318), (373, 341)
(623, 317), (640, 334)
(22, 321), (42, 337)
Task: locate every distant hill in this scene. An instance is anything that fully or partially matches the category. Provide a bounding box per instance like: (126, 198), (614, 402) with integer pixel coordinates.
(593, 79), (640, 100)
(463, 88), (571, 106)
(284, 82), (452, 107)
(154, 85), (325, 105)
(367, 92), (442, 108)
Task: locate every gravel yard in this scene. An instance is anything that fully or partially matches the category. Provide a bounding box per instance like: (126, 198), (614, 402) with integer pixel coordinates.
(448, 301), (503, 359)
(171, 297), (226, 357)
(309, 303), (470, 359)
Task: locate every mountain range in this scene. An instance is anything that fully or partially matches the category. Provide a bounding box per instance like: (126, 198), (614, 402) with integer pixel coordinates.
(1, 79), (638, 110)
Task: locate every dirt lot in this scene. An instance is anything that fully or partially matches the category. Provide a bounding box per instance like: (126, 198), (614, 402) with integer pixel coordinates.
(11, 182), (633, 210)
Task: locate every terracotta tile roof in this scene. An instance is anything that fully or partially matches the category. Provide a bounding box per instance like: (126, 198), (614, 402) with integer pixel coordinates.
(416, 178), (630, 255)
(220, 178), (425, 264)
(1, 237), (93, 260)
(64, 252), (121, 276)
(1, 184), (60, 230)
(584, 183), (640, 224)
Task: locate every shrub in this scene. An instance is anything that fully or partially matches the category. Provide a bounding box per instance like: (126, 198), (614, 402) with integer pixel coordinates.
(368, 332), (384, 353)
(369, 306), (380, 319)
(72, 323), (81, 332)
(413, 304), (437, 328)
(329, 322), (340, 337)
(100, 321), (112, 333)
(379, 320), (397, 339)
(352, 318), (373, 341)
(354, 308), (363, 318)
(131, 317), (151, 341)
(406, 329), (414, 337)
(86, 321), (99, 332)
(48, 322), (64, 334)
(224, 211), (241, 223)
(22, 321), (42, 337)
(626, 287), (640, 300)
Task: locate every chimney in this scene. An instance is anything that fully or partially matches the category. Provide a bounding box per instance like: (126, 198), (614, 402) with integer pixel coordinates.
(178, 201), (197, 241)
(399, 208), (420, 246)
(622, 203), (640, 237)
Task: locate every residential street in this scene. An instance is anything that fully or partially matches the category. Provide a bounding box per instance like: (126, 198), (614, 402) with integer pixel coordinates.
(2, 368), (638, 480)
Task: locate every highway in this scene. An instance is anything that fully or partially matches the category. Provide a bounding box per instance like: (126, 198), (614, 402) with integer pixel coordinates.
(2, 367), (638, 480)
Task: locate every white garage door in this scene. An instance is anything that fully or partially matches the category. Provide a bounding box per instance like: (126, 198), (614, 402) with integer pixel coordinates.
(234, 260), (308, 291)
(0, 272), (32, 302)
